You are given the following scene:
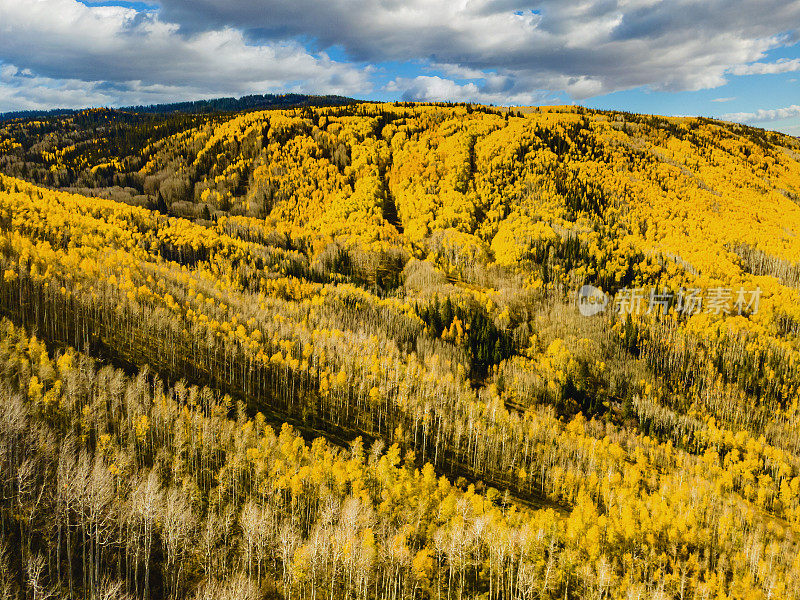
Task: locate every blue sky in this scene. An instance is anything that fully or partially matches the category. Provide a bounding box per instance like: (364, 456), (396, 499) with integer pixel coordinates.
(1, 0), (799, 135)
(585, 45), (800, 135)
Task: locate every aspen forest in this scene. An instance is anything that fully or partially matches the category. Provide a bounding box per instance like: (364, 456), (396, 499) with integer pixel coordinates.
(0, 102), (799, 600)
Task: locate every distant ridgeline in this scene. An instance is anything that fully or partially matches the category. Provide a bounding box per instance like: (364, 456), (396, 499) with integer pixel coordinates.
(0, 92), (362, 122)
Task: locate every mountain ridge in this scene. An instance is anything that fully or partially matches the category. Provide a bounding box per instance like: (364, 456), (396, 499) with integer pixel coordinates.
(0, 92), (363, 122)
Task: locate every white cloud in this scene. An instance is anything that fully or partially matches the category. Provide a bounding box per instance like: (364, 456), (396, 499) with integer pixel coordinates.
(0, 0), (369, 110)
(0, 67), (240, 112)
(723, 105), (800, 123)
(730, 58), (800, 75)
(0, 70), (115, 112)
(386, 72), (598, 105)
(385, 75), (555, 106)
(711, 97), (736, 102)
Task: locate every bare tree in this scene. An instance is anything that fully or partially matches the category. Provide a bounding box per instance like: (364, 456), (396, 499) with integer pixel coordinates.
(0, 542), (15, 600)
(163, 485), (198, 600)
(239, 500), (272, 584)
(26, 554), (57, 600)
(130, 470), (163, 600)
(278, 521), (301, 600)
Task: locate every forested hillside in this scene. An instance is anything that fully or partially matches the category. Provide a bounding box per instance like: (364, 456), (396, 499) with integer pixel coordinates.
(0, 102), (799, 600)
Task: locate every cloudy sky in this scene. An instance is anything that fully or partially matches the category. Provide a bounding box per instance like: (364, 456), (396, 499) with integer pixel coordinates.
(1, 0), (799, 134)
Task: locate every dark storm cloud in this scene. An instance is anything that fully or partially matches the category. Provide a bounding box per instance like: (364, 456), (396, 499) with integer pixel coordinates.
(150, 0), (800, 100)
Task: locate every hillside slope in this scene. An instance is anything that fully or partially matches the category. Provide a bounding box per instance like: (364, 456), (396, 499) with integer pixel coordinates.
(0, 103), (799, 599)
